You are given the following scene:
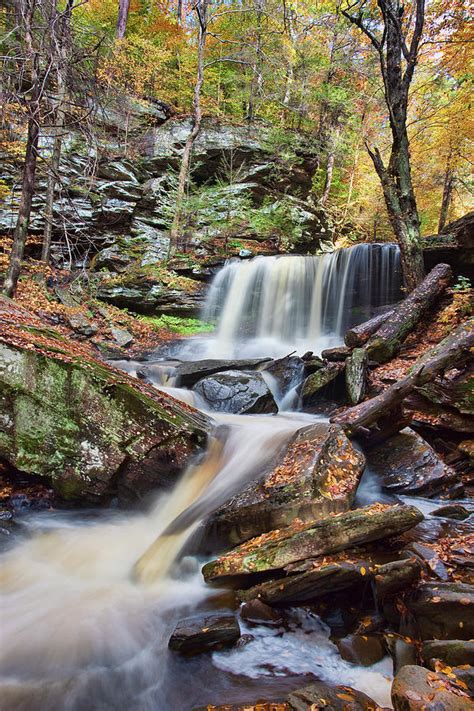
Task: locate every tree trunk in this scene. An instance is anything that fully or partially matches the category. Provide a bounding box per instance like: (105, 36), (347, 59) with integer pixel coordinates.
(438, 153), (454, 233)
(366, 263), (452, 363)
(116, 0), (130, 40)
(343, 0), (426, 291)
(332, 318), (474, 437)
(167, 0), (208, 260)
(3, 2), (40, 298)
(345, 348), (368, 405)
(345, 309), (394, 348)
(41, 0), (73, 265)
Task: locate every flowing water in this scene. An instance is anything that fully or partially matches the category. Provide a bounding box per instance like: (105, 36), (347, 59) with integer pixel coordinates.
(0, 245), (404, 710)
(181, 243), (402, 359)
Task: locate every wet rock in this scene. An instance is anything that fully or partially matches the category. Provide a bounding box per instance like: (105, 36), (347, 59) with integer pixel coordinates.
(336, 634), (385, 666)
(373, 557), (423, 598)
(287, 681), (380, 710)
(202, 504), (423, 586)
(321, 346), (352, 362)
(406, 582), (474, 640)
(168, 614), (240, 655)
(384, 635), (417, 675)
(403, 542), (449, 581)
(175, 358), (270, 388)
(423, 640), (474, 668)
(240, 599), (283, 626)
(300, 362), (344, 406)
(364, 428), (459, 498)
(391, 664), (472, 710)
(239, 552), (377, 605)
(432, 504), (471, 520)
(0, 297), (210, 502)
(261, 355), (305, 395)
(205, 423), (365, 548)
(193, 370), (278, 415)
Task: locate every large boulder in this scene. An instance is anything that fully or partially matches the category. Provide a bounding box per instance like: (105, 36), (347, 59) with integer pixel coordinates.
(193, 370), (278, 414)
(168, 614), (240, 655)
(205, 423), (365, 548)
(364, 428), (459, 497)
(203, 503), (423, 587)
(0, 298), (211, 502)
(175, 358), (271, 388)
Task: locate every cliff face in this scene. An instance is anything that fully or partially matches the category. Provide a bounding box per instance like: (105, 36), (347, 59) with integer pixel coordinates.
(1, 98), (331, 314)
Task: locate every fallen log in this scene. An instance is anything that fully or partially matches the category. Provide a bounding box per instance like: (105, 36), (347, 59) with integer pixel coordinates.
(332, 318), (474, 437)
(366, 263), (452, 363)
(345, 348), (368, 405)
(345, 309), (393, 348)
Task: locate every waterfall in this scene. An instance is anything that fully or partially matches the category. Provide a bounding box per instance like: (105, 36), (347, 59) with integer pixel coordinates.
(200, 244), (401, 358)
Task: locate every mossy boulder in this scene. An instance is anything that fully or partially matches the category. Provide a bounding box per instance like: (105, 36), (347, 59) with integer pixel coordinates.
(0, 297), (211, 503)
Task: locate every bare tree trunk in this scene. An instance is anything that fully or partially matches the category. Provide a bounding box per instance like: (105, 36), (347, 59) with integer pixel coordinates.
(42, 0), (73, 265)
(3, 2), (41, 298)
(321, 125), (340, 205)
(168, 0), (208, 259)
(116, 0), (130, 40)
(438, 151), (454, 233)
(177, 0), (184, 25)
(343, 0), (426, 292)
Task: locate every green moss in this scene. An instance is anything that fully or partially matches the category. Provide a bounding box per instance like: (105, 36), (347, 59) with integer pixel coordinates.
(139, 314), (214, 336)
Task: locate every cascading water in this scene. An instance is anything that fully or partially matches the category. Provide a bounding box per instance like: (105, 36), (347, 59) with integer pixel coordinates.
(0, 244), (404, 710)
(199, 243), (401, 358)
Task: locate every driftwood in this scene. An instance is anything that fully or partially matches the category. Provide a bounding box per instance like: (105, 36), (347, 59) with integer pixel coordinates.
(345, 310), (393, 348)
(366, 263), (452, 363)
(345, 348), (368, 405)
(332, 318), (474, 437)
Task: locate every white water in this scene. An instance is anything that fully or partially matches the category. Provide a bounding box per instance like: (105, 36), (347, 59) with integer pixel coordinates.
(0, 247), (404, 709)
(193, 243), (401, 358)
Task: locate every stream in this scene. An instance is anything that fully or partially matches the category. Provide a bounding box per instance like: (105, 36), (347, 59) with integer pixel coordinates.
(0, 245), (450, 710)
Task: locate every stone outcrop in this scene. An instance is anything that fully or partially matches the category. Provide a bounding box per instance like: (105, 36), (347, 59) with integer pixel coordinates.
(0, 297), (210, 502)
(204, 423), (365, 548)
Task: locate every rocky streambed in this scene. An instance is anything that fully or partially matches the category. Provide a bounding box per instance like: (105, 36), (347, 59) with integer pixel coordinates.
(0, 271), (473, 710)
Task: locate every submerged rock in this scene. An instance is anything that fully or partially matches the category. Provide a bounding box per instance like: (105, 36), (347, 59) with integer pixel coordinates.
(364, 428), (458, 497)
(0, 297), (210, 502)
(168, 614), (240, 655)
(203, 504), (423, 586)
(193, 370), (278, 415)
(205, 423), (365, 548)
(391, 664), (472, 710)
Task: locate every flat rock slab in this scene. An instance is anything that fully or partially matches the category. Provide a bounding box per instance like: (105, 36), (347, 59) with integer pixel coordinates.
(238, 552), (421, 606)
(175, 358), (271, 388)
(202, 503), (423, 586)
(391, 664), (472, 710)
(205, 423), (365, 548)
(168, 614), (240, 655)
(407, 582), (474, 640)
(193, 370), (278, 415)
(364, 427), (458, 497)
